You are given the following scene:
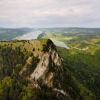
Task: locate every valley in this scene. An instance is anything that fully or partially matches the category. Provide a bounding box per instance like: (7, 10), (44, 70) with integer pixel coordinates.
(0, 27), (100, 100)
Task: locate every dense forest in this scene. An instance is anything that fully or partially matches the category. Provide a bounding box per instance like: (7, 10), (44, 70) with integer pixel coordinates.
(57, 47), (100, 100)
(0, 39), (97, 100)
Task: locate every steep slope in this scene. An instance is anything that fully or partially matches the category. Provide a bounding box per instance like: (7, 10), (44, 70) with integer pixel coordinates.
(19, 39), (71, 100)
(0, 39), (95, 100)
(57, 47), (100, 100)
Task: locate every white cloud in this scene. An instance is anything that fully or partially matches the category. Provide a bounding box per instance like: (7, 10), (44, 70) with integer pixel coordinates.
(0, 0), (100, 27)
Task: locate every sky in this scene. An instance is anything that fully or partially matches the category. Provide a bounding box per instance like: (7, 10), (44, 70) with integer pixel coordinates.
(0, 0), (100, 28)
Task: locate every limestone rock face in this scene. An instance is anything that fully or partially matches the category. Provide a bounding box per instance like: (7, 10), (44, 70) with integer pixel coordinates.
(29, 40), (64, 88)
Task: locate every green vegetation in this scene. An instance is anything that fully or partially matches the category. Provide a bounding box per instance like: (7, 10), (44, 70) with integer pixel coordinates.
(41, 31), (100, 99)
(0, 39), (95, 100)
(0, 27), (100, 100)
(57, 47), (100, 100)
(0, 28), (32, 40)
(0, 39), (48, 100)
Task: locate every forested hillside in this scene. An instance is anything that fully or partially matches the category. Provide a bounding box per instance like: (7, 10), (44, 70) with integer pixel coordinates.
(57, 47), (100, 100)
(0, 39), (96, 100)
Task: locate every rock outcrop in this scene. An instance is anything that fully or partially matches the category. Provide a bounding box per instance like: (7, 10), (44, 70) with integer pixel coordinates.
(30, 40), (64, 88)
(20, 39), (70, 99)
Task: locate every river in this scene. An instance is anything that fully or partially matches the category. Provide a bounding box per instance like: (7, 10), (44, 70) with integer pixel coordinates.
(15, 31), (69, 49)
(15, 30), (42, 40)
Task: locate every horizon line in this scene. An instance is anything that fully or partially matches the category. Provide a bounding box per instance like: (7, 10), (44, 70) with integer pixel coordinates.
(0, 26), (100, 29)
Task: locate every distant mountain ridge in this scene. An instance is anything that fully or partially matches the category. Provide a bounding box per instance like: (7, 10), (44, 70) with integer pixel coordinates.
(0, 27), (100, 41)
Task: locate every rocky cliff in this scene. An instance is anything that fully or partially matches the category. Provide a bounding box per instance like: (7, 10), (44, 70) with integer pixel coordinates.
(19, 39), (71, 99)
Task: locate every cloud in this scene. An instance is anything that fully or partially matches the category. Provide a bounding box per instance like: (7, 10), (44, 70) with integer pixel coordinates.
(0, 0), (100, 27)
